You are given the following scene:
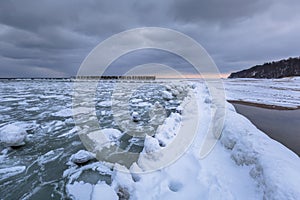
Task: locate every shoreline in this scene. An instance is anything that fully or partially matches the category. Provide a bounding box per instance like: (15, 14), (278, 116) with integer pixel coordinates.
(230, 101), (300, 156)
(227, 100), (300, 110)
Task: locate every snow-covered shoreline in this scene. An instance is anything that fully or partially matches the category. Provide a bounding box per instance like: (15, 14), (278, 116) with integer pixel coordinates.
(67, 81), (300, 199)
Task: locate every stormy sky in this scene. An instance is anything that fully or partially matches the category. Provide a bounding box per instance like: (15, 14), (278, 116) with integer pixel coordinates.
(0, 0), (300, 78)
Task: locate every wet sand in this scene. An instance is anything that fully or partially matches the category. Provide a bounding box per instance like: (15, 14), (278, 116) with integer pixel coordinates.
(230, 101), (300, 156)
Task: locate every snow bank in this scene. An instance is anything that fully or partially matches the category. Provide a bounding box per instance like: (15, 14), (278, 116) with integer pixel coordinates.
(220, 108), (300, 199)
(155, 112), (182, 147)
(66, 81), (300, 199)
(0, 124), (27, 146)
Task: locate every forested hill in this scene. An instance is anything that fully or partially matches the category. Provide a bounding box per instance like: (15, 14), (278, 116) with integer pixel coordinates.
(228, 57), (300, 78)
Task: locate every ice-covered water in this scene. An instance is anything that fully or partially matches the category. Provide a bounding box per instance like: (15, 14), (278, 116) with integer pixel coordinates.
(0, 79), (187, 199)
(223, 77), (300, 108)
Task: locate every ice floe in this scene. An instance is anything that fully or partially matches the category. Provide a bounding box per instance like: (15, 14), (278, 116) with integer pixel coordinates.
(67, 181), (118, 200)
(0, 166), (26, 181)
(223, 78), (300, 108)
(0, 124), (27, 147)
(70, 150), (94, 164)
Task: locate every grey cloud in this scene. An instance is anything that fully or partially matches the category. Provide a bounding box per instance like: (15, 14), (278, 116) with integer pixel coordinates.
(171, 0), (272, 24)
(0, 0), (300, 77)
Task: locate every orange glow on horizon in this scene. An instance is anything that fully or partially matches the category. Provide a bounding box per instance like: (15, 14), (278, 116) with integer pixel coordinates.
(156, 73), (230, 79)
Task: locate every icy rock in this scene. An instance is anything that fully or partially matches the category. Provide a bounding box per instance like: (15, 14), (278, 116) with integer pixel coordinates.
(165, 85), (172, 91)
(143, 135), (160, 154)
(176, 85), (184, 93)
(154, 101), (162, 108)
(130, 162), (142, 182)
(171, 89), (180, 96)
(162, 91), (173, 100)
(176, 106), (183, 114)
(70, 150), (94, 164)
(131, 112), (140, 122)
(0, 124), (27, 147)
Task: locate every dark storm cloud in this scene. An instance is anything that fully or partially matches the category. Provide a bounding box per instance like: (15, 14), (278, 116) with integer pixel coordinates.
(171, 0), (271, 24)
(0, 0), (300, 77)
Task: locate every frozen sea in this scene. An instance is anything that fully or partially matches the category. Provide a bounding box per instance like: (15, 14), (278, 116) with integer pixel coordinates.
(0, 79), (187, 199)
(0, 78), (300, 200)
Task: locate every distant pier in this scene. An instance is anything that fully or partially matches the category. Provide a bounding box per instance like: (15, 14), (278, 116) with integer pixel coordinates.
(76, 76), (156, 80)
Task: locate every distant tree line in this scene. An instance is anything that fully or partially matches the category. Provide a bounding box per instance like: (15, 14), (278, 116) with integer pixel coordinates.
(229, 56), (300, 79)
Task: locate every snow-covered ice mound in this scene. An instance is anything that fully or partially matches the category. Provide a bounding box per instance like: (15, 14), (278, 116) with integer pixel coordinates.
(161, 90), (173, 100)
(131, 112), (140, 122)
(70, 150), (94, 164)
(0, 124), (27, 147)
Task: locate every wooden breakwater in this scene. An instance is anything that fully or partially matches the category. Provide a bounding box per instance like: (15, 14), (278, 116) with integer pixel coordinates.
(76, 76), (156, 80)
